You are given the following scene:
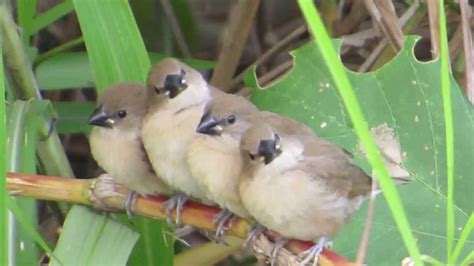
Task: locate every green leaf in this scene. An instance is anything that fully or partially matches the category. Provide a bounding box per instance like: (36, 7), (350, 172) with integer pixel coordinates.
(51, 206), (139, 266)
(36, 53), (95, 90)
(0, 32), (7, 265)
(52, 101), (95, 134)
(74, 0), (150, 91)
(73, 0), (174, 264)
(16, 0), (74, 45)
(30, 0), (74, 36)
(6, 100), (60, 265)
(247, 37), (474, 264)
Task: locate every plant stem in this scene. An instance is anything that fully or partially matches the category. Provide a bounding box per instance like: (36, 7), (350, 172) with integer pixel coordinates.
(6, 172), (353, 266)
(0, 4), (74, 179)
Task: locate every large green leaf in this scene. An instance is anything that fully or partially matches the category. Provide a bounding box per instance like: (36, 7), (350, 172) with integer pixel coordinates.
(247, 37), (474, 264)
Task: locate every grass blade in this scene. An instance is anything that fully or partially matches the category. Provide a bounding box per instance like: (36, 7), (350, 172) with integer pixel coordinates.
(452, 214), (474, 262)
(0, 30), (7, 266)
(438, 0), (456, 262)
(296, 0), (422, 264)
(16, 0), (37, 44)
(31, 0), (74, 35)
(74, 0), (150, 90)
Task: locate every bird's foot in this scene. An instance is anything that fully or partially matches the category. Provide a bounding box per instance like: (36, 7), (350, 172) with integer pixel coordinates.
(243, 223), (265, 247)
(213, 209), (237, 244)
(296, 237), (331, 266)
(124, 191), (139, 220)
(270, 238), (288, 266)
(161, 193), (188, 226)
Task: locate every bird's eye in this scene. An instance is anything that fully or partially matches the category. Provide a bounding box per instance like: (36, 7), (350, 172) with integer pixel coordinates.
(117, 110), (127, 118)
(226, 114), (236, 124)
(248, 153), (255, 161)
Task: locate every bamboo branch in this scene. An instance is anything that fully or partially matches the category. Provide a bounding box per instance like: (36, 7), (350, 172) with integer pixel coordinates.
(7, 172), (355, 266)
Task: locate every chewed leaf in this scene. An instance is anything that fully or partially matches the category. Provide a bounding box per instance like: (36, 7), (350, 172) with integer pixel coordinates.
(247, 36), (474, 264)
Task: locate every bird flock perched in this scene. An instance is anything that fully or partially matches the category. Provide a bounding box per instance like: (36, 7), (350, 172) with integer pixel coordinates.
(88, 58), (406, 265)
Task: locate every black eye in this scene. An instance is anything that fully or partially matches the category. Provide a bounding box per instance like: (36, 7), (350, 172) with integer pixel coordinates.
(248, 153), (255, 160)
(117, 110), (127, 118)
(226, 114), (236, 124)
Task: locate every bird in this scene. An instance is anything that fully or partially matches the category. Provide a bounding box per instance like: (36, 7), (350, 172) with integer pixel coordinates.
(238, 115), (408, 265)
(142, 58), (224, 225)
(189, 93), (261, 241)
(88, 82), (170, 216)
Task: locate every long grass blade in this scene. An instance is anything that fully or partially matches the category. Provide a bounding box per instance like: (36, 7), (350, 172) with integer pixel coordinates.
(296, 0), (422, 264)
(30, 0), (74, 35)
(438, 0), (456, 263)
(452, 213), (474, 262)
(0, 30), (7, 266)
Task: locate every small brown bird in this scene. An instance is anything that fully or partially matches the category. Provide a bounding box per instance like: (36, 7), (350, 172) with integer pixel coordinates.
(189, 93), (261, 240)
(142, 58), (224, 225)
(239, 117), (379, 264)
(88, 83), (169, 215)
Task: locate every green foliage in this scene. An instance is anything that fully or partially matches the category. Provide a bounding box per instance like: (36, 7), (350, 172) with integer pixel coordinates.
(51, 101), (94, 134)
(0, 33), (7, 266)
(17, 0), (74, 46)
(74, 0), (150, 91)
(438, 1), (456, 262)
(51, 207), (139, 266)
(247, 37), (474, 264)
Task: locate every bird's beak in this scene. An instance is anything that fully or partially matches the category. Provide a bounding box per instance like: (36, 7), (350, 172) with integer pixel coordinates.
(163, 71), (188, 99)
(258, 134), (282, 164)
(196, 113), (222, 135)
(88, 105), (114, 128)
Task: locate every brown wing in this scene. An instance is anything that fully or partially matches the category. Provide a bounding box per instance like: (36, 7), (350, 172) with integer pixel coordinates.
(302, 147), (373, 199)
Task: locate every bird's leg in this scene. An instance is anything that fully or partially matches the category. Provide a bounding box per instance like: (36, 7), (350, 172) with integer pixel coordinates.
(124, 191), (139, 219)
(213, 209), (237, 244)
(243, 222), (265, 247)
(161, 192), (188, 226)
(297, 237), (331, 266)
(270, 238), (288, 266)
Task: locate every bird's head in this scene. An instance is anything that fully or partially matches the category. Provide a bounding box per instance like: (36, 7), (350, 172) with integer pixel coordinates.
(88, 83), (147, 131)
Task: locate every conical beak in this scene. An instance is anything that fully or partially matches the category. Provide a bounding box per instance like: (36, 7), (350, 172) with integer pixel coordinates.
(88, 105), (114, 128)
(196, 113), (221, 135)
(258, 134), (282, 164)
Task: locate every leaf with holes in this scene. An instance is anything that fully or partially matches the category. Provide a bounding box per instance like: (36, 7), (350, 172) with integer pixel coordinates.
(246, 36), (474, 264)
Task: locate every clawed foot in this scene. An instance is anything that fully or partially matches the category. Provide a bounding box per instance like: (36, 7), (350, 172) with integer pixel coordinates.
(243, 223), (265, 247)
(296, 237), (331, 266)
(124, 191), (139, 219)
(213, 209), (237, 244)
(270, 238), (288, 266)
(161, 193), (188, 226)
